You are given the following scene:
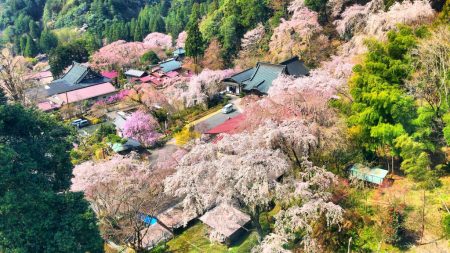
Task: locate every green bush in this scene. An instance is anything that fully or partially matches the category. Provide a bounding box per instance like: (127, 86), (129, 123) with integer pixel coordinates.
(443, 214), (450, 237)
(149, 242), (168, 253)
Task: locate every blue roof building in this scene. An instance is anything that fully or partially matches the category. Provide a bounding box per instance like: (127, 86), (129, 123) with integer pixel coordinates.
(173, 48), (186, 59)
(159, 59), (182, 73)
(349, 164), (389, 185)
(222, 57), (309, 95)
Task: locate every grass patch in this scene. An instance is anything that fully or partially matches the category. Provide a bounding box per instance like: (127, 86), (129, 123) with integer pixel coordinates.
(167, 222), (227, 253)
(167, 222), (260, 253)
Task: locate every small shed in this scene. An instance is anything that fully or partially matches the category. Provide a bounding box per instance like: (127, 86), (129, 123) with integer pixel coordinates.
(173, 48), (186, 59)
(199, 203), (251, 245)
(110, 139), (141, 153)
(349, 164), (389, 185)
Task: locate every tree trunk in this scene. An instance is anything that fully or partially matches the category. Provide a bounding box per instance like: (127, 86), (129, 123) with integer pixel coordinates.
(252, 208), (264, 242)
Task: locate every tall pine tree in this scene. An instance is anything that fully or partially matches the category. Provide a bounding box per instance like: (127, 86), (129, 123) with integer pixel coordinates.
(185, 3), (204, 69)
(39, 29), (58, 53)
(24, 35), (38, 57)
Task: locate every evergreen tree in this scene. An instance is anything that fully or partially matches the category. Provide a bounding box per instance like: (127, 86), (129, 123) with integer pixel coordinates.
(185, 4), (204, 67)
(49, 41), (89, 77)
(19, 35), (27, 54)
(141, 50), (160, 65)
(150, 15), (166, 33)
(24, 34), (38, 57)
(28, 20), (40, 39)
(0, 105), (103, 252)
(39, 28), (58, 53)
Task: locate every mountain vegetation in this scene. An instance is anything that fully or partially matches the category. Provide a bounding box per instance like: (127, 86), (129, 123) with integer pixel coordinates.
(0, 0), (449, 252)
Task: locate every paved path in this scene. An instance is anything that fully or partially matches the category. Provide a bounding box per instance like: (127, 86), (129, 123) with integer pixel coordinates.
(191, 97), (242, 133)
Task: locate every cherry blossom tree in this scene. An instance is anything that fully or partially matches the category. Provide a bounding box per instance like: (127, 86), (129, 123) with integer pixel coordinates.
(91, 40), (152, 69)
(241, 23), (265, 53)
(71, 156), (173, 252)
(327, 0), (352, 18)
(269, 1), (328, 65)
(235, 23), (266, 69)
(132, 84), (173, 111)
(181, 69), (235, 107)
(123, 110), (162, 146)
(0, 47), (33, 104)
(258, 160), (344, 253)
(176, 31), (187, 48)
(164, 132), (291, 240)
(143, 32), (173, 50)
(335, 0), (434, 55)
(161, 76), (190, 110)
(251, 234), (290, 253)
(164, 119), (345, 246)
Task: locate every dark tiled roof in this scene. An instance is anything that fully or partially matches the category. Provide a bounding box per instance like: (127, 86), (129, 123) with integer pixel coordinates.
(159, 59), (182, 73)
(44, 63), (110, 96)
(280, 56), (309, 77)
(224, 68), (255, 85)
(243, 63), (286, 94)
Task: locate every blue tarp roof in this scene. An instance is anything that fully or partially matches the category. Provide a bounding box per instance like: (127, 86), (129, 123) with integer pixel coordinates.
(350, 164), (388, 185)
(139, 213), (158, 226)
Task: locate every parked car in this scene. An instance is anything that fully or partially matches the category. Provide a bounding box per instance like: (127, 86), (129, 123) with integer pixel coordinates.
(222, 103), (234, 114)
(71, 119), (83, 127)
(71, 119), (90, 129)
(77, 120), (90, 128)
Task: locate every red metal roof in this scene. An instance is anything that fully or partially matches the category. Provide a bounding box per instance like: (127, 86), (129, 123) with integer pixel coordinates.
(206, 114), (245, 135)
(37, 101), (60, 111)
(140, 75), (165, 86)
(101, 70), (118, 79)
(166, 71), (179, 78)
(56, 82), (116, 104)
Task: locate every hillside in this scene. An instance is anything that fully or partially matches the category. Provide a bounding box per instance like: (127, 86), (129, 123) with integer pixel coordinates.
(0, 0), (449, 253)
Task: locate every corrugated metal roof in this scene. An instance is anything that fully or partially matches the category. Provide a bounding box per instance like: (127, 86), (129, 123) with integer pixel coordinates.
(43, 63), (110, 96)
(350, 164), (388, 185)
(159, 59), (182, 73)
(125, 69), (146, 77)
(55, 82), (116, 104)
(243, 63), (286, 94)
(206, 114), (245, 134)
(61, 63), (88, 84)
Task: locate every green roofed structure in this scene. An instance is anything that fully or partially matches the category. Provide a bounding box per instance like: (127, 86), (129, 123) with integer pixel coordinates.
(222, 56), (309, 95)
(242, 63), (286, 94)
(349, 164), (389, 185)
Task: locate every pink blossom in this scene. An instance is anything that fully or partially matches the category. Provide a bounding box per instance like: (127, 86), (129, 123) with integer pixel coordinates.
(269, 5), (322, 61)
(241, 24), (265, 53)
(143, 32), (173, 49)
(176, 31), (187, 48)
(336, 0), (434, 55)
(182, 69), (235, 107)
(91, 40), (153, 69)
(123, 110), (162, 146)
(106, 89), (130, 104)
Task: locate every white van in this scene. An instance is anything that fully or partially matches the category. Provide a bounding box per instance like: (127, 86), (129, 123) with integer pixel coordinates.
(222, 103), (234, 114)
